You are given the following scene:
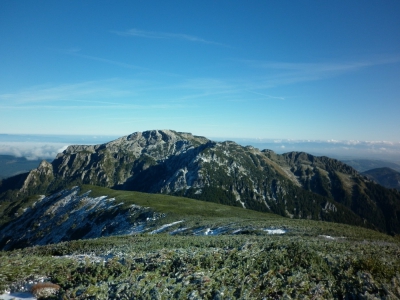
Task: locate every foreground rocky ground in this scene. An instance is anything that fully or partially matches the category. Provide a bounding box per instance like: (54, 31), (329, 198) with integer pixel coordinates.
(1, 232), (400, 299)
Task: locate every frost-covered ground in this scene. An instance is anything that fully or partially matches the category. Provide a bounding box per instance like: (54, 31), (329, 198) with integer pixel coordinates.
(0, 292), (36, 300)
(0, 276), (51, 300)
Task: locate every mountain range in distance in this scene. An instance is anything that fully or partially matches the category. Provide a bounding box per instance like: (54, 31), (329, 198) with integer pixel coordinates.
(1, 129), (400, 237)
(1, 132), (400, 192)
(362, 167), (400, 191)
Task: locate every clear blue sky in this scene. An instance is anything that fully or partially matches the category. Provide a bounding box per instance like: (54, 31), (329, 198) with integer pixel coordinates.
(1, 0), (399, 142)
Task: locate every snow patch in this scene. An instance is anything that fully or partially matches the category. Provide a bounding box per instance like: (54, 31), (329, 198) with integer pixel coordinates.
(319, 235), (345, 240)
(150, 220), (184, 234)
(193, 226), (232, 236)
(264, 229), (286, 235)
(0, 292), (36, 300)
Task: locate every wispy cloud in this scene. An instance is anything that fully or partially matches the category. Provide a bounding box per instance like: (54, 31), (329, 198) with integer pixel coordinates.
(238, 56), (400, 87)
(246, 90), (285, 100)
(0, 78), (205, 112)
(69, 52), (150, 71)
(111, 28), (229, 47)
(61, 49), (180, 77)
(0, 79), (140, 105)
(246, 55), (400, 73)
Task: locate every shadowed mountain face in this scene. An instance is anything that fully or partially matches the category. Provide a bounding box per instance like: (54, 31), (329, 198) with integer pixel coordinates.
(362, 167), (400, 191)
(1, 129), (400, 235)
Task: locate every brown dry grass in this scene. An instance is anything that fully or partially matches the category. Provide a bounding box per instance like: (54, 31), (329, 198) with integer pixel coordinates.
(31, 282), (60, 296)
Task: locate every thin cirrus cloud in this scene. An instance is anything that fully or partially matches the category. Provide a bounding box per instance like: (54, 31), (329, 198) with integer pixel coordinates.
(61, 49), (180, 77)
(239, 56), (400, 86)
(111, 28), (229, 47)
(246, 90), (285, 100)
(0, 79), (200, 111)
(0, 79), (140, 105)
(245, 55), (400, 72)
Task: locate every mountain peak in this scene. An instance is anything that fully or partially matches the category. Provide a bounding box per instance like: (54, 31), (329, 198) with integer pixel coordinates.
(2, 129), (400, 235)
(122, 129), (209, 144)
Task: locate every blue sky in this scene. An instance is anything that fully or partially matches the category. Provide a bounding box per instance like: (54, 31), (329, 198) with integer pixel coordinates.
(1, 1), (400, 145)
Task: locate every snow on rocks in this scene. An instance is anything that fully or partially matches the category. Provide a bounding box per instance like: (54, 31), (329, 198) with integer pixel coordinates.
(263, 228), (287, 234)
(0, 187), (165, 250)
(0, 276), (57, 300)
(319, 235), (345, 240)
(150, 220), (184, 234)
(0, 292), (36, 300)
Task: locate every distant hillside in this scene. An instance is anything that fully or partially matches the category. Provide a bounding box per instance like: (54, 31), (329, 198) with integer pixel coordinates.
(0, 155), (43, 179)
(342, 158), (400, 173)
(362, 167), (400, 191)
(1, 130), (400, 235)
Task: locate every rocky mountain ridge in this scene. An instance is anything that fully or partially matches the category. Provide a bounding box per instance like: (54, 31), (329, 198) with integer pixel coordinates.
(1, 129), (400, 235)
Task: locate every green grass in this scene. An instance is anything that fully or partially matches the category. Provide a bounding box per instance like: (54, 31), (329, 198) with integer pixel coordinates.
(0, 194), (41, 227)
(1, 185), (399, 299)
(79, 185), (396, 242)
(80, 185), (278, 219)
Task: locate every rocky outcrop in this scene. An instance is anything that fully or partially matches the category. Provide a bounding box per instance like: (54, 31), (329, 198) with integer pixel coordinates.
(50, 130), (210, 189)
(0, 186), (164, 250)
(19, 160), (54, 195)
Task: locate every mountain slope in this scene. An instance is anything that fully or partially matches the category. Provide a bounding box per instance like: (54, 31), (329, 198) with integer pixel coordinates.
(0, 185), (393, 251)
(1, 129), (400, 235)
(362, 167), (400, 191)
(0, 185), (283, 250)
(266, 151), (400, 234)
(1, 186), (399, 299)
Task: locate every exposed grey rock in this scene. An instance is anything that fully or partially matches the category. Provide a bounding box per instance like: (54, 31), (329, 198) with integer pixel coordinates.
(0, 186), (164, 250)
(19, 160), (54, 195)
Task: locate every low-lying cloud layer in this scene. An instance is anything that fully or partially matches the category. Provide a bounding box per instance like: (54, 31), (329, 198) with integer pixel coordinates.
(0, 142), (68, 160)
(226, 138), (400, 162)
(0, 134), (119, 161)
(1, 134), (400, 163)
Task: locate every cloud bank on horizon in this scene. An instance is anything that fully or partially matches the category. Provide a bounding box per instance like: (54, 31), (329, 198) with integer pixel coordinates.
(1, 134), (400, 162)
(0, 135), (119, 160)
(0, 142), (68, 161)
(0, 1), (399, 142)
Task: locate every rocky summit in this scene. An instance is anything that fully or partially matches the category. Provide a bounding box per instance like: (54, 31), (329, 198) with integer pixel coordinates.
(1, 129), (400, 235)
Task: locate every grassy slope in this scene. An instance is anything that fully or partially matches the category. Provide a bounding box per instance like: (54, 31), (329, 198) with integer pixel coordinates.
(1, 185), (399, 299)
(80, 185), (281, 219)
(80, 185), (396, 241)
